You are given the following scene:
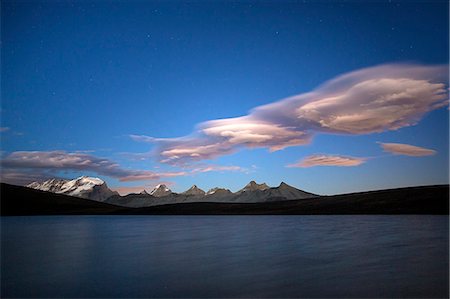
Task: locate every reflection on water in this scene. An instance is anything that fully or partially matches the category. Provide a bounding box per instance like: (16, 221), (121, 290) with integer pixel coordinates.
(1, 215), (448, 298)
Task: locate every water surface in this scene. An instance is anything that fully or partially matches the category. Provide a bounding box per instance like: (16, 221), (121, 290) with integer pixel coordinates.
(2, 215), (448, 298)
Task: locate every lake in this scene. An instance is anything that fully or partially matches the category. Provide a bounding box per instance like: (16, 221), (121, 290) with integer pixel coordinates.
(1, 215), (448, 298)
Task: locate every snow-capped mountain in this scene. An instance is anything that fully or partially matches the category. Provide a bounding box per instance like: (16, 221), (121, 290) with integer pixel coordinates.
(150, 184), (172, 197)
(182, 185), (205, 196)
(26, 176), (118, 201)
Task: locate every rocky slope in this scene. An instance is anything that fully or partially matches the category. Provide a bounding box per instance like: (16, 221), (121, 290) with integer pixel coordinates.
(182, 185), (206, 196)
(149, 184), (172, 197)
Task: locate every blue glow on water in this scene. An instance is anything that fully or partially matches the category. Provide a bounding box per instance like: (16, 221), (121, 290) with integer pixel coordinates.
(2, 215), (448, 298)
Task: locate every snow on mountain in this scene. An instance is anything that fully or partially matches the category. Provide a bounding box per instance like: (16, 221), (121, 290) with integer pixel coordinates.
(27, 176), (317, 207)
(26, 176), (118, 201)
(27, 178), (67, 193)
(206, 187), (233, 196)
(150, 184), (172, 197)
(182, 185), (206, 196)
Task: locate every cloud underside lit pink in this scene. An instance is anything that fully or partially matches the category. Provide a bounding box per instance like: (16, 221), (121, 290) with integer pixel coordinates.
(0, 151), (185, 185)
(288, 155), (366, 168)
(132, 63), (448, 165)
(379, 142), (437, 156)
(0, 151), (244, 185)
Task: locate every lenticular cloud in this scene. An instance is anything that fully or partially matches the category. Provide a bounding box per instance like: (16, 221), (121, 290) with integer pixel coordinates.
(0, 151), (185, 183)
(379, 142), (437, 156)
(287, 155), (366, 168)
(133, 63), (448, 165)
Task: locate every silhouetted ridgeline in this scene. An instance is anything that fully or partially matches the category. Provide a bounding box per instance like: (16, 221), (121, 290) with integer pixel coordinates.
(1, 183), (126, 215)
(0, 183), (448, 216)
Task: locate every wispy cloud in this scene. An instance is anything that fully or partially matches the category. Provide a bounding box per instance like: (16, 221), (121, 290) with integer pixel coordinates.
(0, 127), (10, 132)
(287, 155), (366, 168)
(129, 135), (158, 143)
(119, 171), (185, 182)
(190, 164), (244, 173)
(132, 63), (448, 165)
(0, 170), (59, 186)
(0, 151), (245, 186)
(379, 142), (437, 156)
(0, 151), (186, 185)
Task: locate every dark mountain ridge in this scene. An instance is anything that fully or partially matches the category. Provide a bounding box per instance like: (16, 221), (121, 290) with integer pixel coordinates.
(1, 183), (127, 215)
(1, 183), (448, 215)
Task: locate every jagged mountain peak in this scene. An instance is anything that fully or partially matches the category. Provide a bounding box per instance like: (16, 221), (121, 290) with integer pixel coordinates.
(240, 181), (270, 192)
(77, 176), (104, 185)
(153, 183), (169, 190)
(182, 185), (206, 196)
(278, 182), (292, 188)
(187, 184), (201, 190)
(206, 187), (232, 196)
(70, 176), (105, 188)
(150, 184), (172, 197)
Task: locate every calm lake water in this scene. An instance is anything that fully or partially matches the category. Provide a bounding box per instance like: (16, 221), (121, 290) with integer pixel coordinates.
(1, 215), (448, 298)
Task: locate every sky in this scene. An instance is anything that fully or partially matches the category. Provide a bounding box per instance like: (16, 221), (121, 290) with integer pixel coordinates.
(1, 0), (449, 195)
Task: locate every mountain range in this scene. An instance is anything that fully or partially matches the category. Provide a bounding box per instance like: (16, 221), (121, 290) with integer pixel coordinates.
(27, 176), (317, 207)
(3, 182), (448, 216)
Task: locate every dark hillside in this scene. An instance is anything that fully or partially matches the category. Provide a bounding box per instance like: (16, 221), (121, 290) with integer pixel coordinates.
(1, 183), (448, 216)
(133, 185), (449, 215)
(1, 183), (127, 215)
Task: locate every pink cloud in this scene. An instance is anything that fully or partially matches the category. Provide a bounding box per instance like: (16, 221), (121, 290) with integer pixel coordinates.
(295, 78), (447, 134)
(129, 135), (157, 143)
(0, 151), (245, 186)
(0, 151), (186, 185)
(200, 117), (312, 151)
(288, 155), (366, 168)
(190, 164), (243, 173)
(379, 142), (437, 156)
(132, 63), (448, 165)
(0, 170), (58, 186)
(119, 171), (186, 182)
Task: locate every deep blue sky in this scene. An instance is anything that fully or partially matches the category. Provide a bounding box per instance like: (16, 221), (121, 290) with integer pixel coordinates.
(1, 1), (448, 194)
